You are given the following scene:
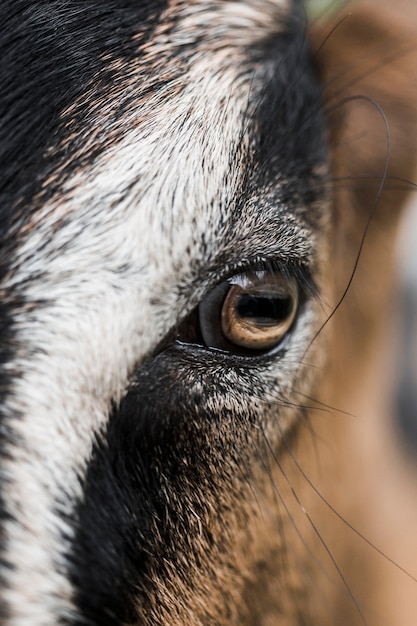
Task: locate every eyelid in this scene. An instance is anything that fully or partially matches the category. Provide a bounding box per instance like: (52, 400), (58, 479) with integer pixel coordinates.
(206, 258), (316, 295)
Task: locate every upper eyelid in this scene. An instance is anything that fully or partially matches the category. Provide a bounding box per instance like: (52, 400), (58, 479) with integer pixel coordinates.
(201, 258), (317, 300)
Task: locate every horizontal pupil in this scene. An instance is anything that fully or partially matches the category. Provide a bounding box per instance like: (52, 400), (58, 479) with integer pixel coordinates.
(235, 293), (292, 324)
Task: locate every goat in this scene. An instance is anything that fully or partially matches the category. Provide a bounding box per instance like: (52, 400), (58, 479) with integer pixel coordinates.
(0, 0), (417, 624)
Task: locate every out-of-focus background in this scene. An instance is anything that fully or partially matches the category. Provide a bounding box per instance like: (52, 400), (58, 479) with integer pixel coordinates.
(395, 203), (417, 457)
(307, 0), (346, 19)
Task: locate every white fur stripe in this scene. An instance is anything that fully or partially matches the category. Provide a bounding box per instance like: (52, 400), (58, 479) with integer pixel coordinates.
(2, 1), (294, 623)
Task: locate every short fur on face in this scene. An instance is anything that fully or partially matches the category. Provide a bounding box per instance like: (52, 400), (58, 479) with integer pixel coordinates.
(0, 1), (417, 625)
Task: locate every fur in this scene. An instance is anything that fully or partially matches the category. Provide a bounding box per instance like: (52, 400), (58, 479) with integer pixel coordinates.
(0, 1), (416, 625)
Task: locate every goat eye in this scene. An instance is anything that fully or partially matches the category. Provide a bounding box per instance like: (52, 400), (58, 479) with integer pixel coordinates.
(198, 270), (299, 355)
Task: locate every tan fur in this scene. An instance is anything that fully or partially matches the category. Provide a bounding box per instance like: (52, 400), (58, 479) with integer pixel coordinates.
(273, 2), (417, 624)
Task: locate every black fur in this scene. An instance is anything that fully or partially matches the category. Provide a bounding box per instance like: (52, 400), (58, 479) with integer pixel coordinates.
(1, 1), (330, 624)
(0, 0), (169, 222)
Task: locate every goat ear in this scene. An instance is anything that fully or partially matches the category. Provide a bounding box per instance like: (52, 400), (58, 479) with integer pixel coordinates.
(312, 0), (417, 226)
(309, 0), (417, 353)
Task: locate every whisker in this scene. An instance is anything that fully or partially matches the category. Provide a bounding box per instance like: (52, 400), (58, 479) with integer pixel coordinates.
(310, 11), (353, 59)
(250, 426), (340, 609)
(259, 423), (369, 626)
(280, 429), (417, 586)
(303, 94), (391, 358)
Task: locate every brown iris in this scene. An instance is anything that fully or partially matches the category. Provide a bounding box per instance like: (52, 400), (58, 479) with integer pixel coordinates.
(221, 272), (298, 351)
(198, 269), (299, 355)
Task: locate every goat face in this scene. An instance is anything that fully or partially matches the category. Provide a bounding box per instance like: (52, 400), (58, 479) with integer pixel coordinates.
(1, 1), (417, 625)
